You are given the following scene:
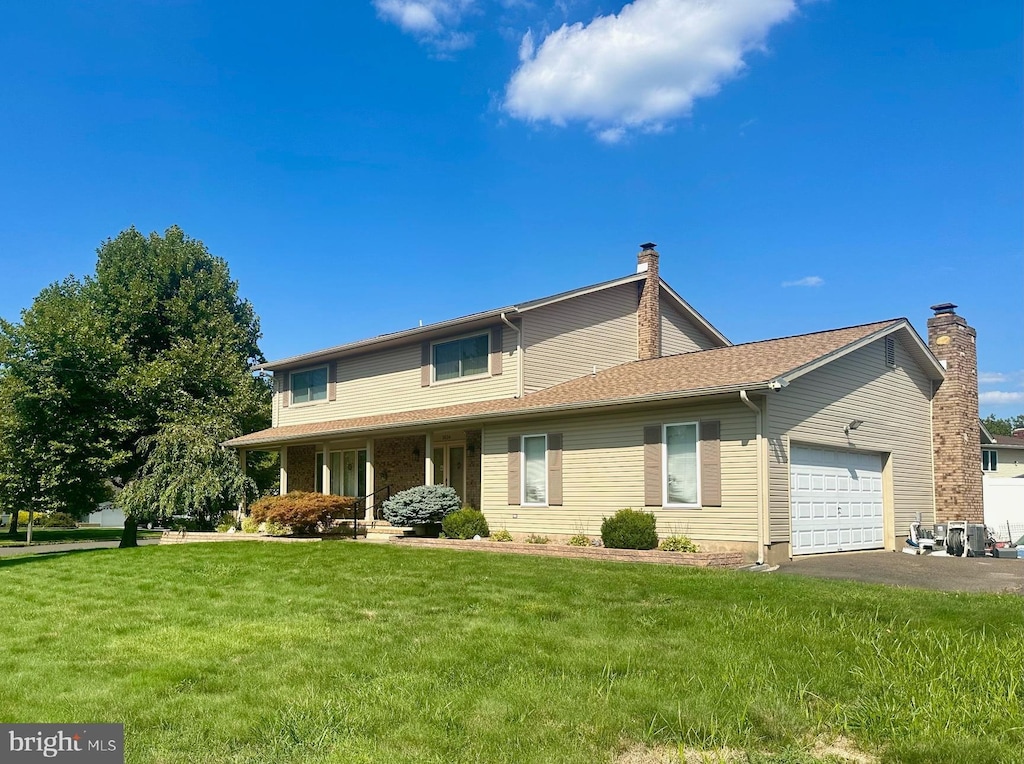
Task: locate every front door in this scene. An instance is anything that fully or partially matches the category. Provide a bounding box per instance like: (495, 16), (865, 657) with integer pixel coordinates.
(432, 443), (466, 504)
(330, 449), (367, 498)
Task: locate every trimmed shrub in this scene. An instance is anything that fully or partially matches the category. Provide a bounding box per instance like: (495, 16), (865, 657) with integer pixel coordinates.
(566, 533), (590, 547)
(39, 512), (78, 528)
(262, 520), (291, 537)
(601, 508), (658, 550)
(249, 491), (357, 535)
(240, 515), (259, 534)
(659, 534), (700, 553)
(380, 485), (461, 528)
(442, 508), (490, 539)
(491, 529), (513, 543)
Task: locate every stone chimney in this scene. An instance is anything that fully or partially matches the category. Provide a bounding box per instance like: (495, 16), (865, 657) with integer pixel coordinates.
(637, 242), (661, 360)
(927, 303), (983, 524)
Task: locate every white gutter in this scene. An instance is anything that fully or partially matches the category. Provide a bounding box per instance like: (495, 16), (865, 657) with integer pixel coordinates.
(739, 390), (767, 565)
(500, 311), (524, 398)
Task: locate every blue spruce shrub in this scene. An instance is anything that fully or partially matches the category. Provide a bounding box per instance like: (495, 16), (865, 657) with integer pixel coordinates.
(381, 485), (461, 527)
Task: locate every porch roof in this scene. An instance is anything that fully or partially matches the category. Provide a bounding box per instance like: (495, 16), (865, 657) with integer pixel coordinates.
(225, 319), (914, 448)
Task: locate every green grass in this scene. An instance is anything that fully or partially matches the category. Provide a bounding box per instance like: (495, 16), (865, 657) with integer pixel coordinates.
(0, 527), (160, 546)
(0, 543), (1021, 764)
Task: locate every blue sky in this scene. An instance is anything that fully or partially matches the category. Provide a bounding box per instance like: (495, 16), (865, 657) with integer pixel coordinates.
(1, 1), (1020, 415)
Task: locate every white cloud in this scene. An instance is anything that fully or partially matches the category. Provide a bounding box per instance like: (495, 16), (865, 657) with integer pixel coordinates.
(373, 0), (476, 50)
(980, 391), (1024, 405)
(979, 372), (1009, 384)
(504, 0), (796, 139)
(781, 276), (824, 288)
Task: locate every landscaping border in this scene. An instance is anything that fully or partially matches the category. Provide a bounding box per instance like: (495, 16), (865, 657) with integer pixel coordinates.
(391, 537), (745, 568)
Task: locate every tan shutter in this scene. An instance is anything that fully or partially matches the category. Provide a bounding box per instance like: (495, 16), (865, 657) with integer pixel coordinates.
(547, 433), (563, 506)
(281, 371), (290, 408)
(327, 360), (337, 401)
(643, 425), (661, 507)
(700, 420), (722, 507)
(490, 326), (503, 376)
(421, 342), (431, 387)
(507, 436), (521, 505)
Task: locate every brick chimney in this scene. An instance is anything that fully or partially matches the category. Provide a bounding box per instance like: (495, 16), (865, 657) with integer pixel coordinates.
(927, 303), (983, 524)
(1013, 428), (1024, 439)
(637, 242), (661, 360)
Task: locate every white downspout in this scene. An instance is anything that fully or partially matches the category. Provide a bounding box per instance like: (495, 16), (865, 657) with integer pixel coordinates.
(500, 312), (523, 398)
(739, 390), (767, 565)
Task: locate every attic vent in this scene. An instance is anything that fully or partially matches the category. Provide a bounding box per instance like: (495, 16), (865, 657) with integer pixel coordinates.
(884, 336), (896, 368)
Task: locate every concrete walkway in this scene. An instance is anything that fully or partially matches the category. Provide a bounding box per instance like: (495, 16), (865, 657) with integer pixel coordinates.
(0, 539), (161, 557)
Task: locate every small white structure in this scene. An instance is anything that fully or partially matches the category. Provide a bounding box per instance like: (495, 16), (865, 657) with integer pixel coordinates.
(984, 477), (1024, 542)
(87, 503), (126, 528)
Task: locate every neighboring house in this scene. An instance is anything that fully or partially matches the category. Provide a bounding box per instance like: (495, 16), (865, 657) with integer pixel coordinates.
(980, 423), (1024, 541)
(226, 245), (983, 564)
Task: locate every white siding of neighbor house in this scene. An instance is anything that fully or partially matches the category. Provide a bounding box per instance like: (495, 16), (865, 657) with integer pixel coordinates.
(985, 446), (1024, 478)
(273, 328), (520, 427)
(765, 333), (935, 548)
(522, 284), (638, 393)
(661, 298), (720, 355)
(481, 400), (758, 541)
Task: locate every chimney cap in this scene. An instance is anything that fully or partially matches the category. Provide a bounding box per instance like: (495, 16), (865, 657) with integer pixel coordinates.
(639, 242), (657, 251)
(930, 302), (957, 316)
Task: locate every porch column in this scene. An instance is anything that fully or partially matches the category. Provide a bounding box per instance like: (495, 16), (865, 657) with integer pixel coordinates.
(364, 438), (374, 521)
(320, 445), (330, 495)
(280, 446), (288, 494)
(236, 449), (247, 519)
(424, 432), (433, 485)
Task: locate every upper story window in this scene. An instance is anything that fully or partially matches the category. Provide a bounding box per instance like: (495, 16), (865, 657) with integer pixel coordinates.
(291, 366), (328, 404)
(983, 449), (998, 472)
(433, 333), (489, 382)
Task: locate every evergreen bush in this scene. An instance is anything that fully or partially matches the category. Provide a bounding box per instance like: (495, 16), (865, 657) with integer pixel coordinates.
(441, 508), (490, 539)
(601, 508), (658, 550)
(38, 512), (78, 528)
(380, 485), (461, 527)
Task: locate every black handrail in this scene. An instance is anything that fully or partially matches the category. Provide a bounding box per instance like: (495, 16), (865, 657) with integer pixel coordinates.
(350, 484), (392, 539)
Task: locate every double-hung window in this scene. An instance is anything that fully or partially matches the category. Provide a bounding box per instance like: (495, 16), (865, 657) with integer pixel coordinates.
(433, 333), (489, 382)
(521, 434), (547, 506)
(663, 422), (699, 506)
(983, 449), (998, 472)
(291, 366), (328, 404)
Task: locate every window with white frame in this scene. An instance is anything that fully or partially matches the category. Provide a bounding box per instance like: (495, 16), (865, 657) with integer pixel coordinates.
(291, 366), (328, 404)
(983, 449), (998, 472)
(433, 333), (489, 382)
(664, 422), (699, 506)
(521, 434), (547, 505)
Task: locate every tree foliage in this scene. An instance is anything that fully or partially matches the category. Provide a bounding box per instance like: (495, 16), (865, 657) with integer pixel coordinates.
(0, 226), (273, 544)
(982, 414), (1024, 437)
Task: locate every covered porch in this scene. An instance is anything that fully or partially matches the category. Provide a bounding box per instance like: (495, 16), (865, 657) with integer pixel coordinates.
(237, 428), (482, 521)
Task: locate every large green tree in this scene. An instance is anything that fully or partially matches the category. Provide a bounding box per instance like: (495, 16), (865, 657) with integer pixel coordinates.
(982, 414), (1024, 437)
(0, 226), (272, 544)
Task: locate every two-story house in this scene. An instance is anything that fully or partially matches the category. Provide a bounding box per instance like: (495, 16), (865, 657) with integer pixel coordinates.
(227, 245), (982, 564)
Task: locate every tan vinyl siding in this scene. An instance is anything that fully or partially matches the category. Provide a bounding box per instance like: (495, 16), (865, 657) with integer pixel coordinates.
(766, 334), (935, 546)
(661, 298), (720, 355)
(274, 328), (519, 426)
(522, 283), (637, 393)
(481, 401), (758, 541)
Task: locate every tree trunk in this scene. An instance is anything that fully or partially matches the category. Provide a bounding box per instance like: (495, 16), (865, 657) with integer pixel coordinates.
(6, 511), (18, 536)
(119, 515), (138, 548)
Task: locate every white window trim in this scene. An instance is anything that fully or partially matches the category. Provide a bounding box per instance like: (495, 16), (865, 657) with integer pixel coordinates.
(521, 433), (548, 507)
(662, 421), (701, 508)
(982, 449), (998, 472)
(430, 331), (490, 385)
(290, 364), (329, 406)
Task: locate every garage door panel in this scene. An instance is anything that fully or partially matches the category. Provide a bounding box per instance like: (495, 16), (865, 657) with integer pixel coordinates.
(791, 445), (884, 555)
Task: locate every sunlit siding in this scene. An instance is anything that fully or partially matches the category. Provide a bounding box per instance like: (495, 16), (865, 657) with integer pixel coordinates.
(481, 401), (758, 541)
(661, 298), (720, 355)
(765, 334), (935, 546)
(274, 328), (519, 426)
(522, 284), (637, 393)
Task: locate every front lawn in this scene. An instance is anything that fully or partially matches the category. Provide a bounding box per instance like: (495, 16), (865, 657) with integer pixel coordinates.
(0, 527), (160, 547)
(1, 543), (1020, 763)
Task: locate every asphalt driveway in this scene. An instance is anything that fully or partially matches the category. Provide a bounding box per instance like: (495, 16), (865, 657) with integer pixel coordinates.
(777, 549), (1024, 595)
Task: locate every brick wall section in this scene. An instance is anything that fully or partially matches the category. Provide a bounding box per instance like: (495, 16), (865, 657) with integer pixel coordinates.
(637, 245), (661, 360)
(464, 430), (482, 508)
(375, 435), (427, 495)
(927, 310), (983, 524)
(393, 537), (744, 568)
(286, 444), (317, 493)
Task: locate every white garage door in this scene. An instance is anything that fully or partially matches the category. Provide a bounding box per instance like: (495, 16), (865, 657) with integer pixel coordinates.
(791, 445), (884, 555)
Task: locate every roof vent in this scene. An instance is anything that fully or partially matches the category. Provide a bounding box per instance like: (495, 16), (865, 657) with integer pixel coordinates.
(930, 302), (957, 316)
